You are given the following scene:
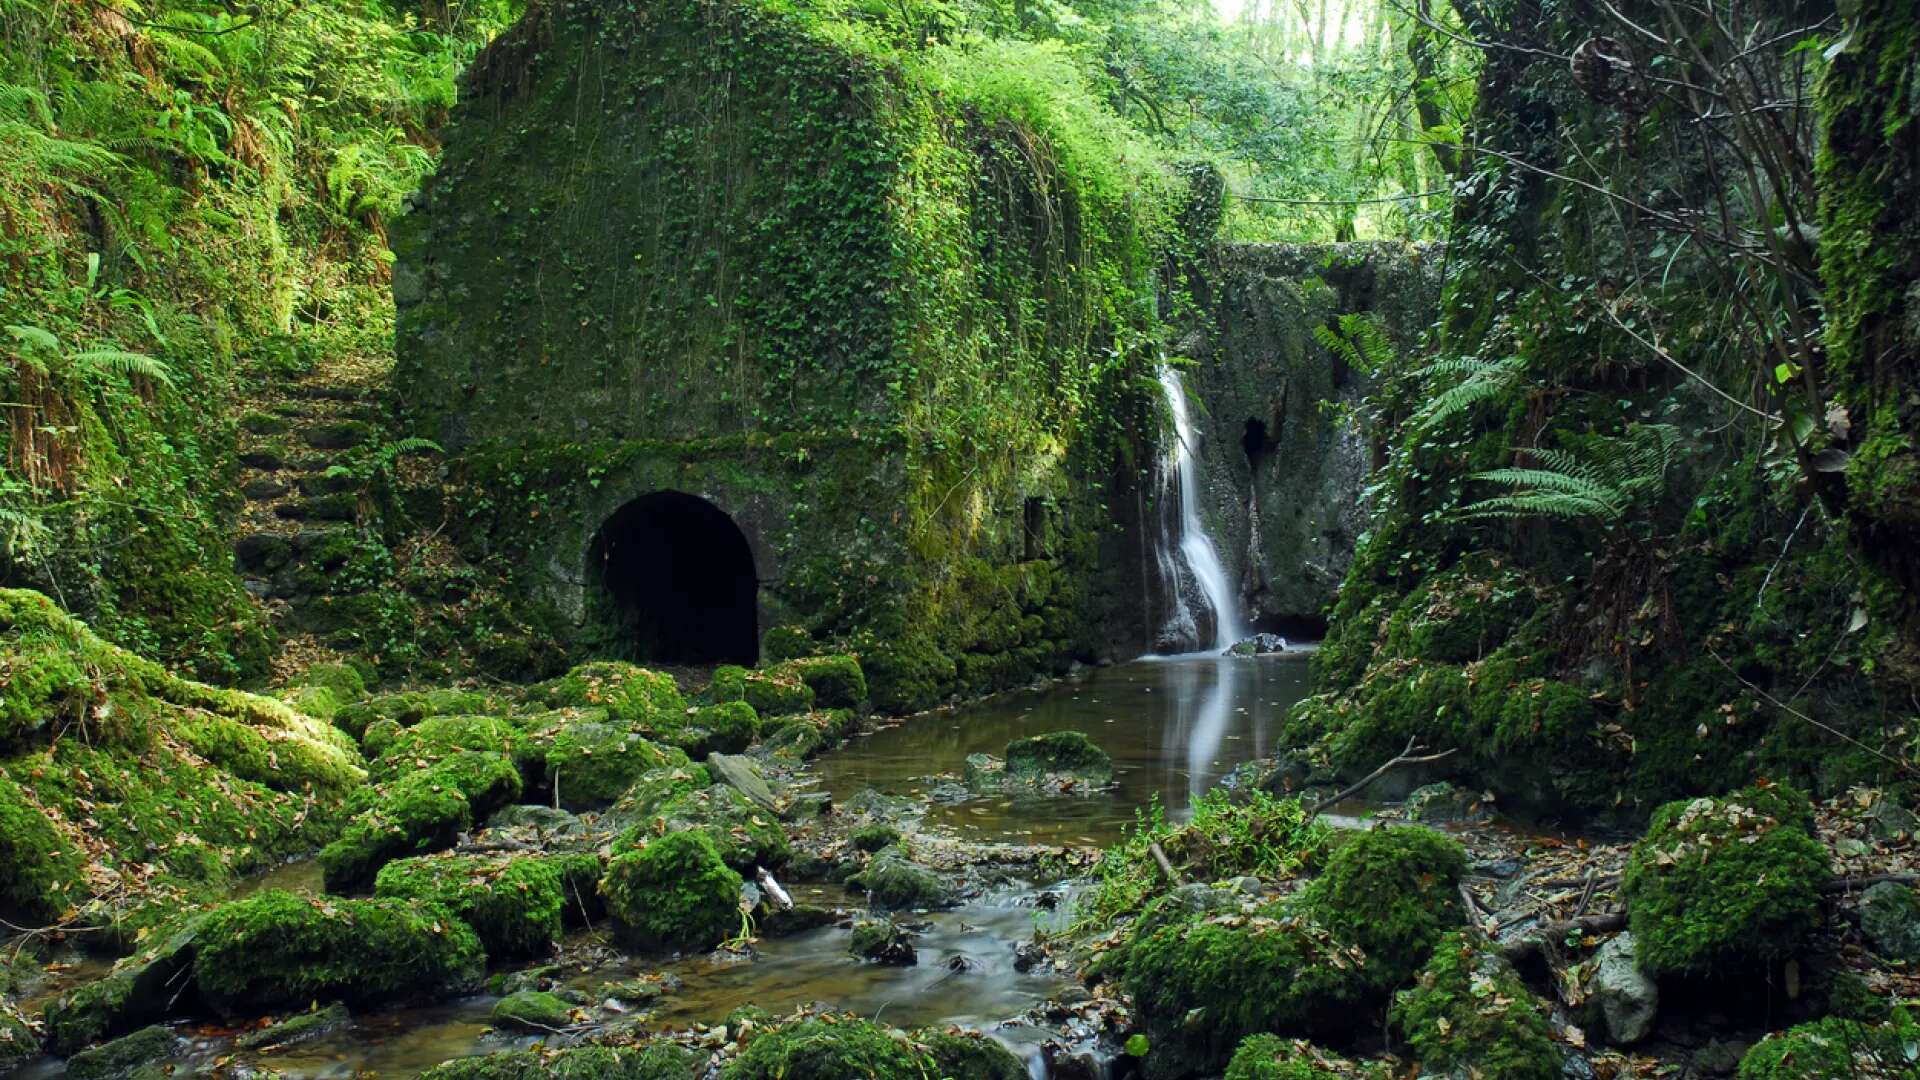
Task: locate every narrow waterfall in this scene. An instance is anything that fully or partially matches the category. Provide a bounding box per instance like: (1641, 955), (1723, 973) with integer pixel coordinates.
(1154, 365), (1247, 653)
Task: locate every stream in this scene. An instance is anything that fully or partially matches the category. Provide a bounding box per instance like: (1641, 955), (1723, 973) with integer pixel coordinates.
(18, 653), (1316, 1078)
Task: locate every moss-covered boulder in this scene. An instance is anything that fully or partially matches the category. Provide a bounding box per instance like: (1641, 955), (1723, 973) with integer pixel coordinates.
(192, 890), (485, 1014)
(707, 665), (816, 718)
(1300, 825), (1465, 988)
(374, 852), (601, 958)
(1006, 730), (1111, 779)
(1621, 784), (1831, 978)
(1222, 1036), (1339, 1080)
(724, 1016), (926, 1079)
(333, 688), (507, 741)
(233, 1002), (352, 1051)
(0, 589), (363, 926)
(851, 846), (951, 910)
(1390, 933), (1562, 1080)
(547, 721), (688, 811)
(602, 829), (743, 951)
(492, 990), (572, 1032)
(615, 782), (788, 871)
(367, 715), (519, 783)
(848, 919), (916, 965)
(541, 661), (687, 728)
(418, 1044), (701, 1079)
(916, 1029), (1025, 1080)
(770, 655), (868, 710)
(1736, 1014), (1919, 1079)
(1121, 907), (1374, 1075)
(42, 914), (205, 1054)
(64, 1023), (175, 1080)
(319, 750), (524, 892)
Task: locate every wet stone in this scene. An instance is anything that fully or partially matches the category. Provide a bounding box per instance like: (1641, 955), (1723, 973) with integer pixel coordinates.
(66, 1024), (175, 1080)
(234, 1003), (351, 1051)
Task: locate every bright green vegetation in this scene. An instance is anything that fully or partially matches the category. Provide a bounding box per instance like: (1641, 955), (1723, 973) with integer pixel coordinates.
(1736, 1012), (1920, 1079)
(0, 588), (360, 927)
(1621, 785), (1832, 977)
(614, 782), (789, 872)
(1390, 934), (1562, 1080)
(541, 662), (688, 728)
(1004, 730), (1113, 782)
(417, 1044), (702, 1079)
(63, 1024), (175, 1080)
(545, 722), (688, 811)
(192, 889), (485, 1013)
(917, 1030), (1028, 1080)
(1223, 1036), (1340, 1080)
(491, 990), (572, 1032)
(723, 1016), (929, 1080)
(851, 846), (952, 910)
(373, 852), (599, 958)
(1087, 790), (1329, 929)
(1301, 826), (1465, 989)
(319, 749), (523, 891)
(601, 830), (744, 952)
(772, 656), (869, 710)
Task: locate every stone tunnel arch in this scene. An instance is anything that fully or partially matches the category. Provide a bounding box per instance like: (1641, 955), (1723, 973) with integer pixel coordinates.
(585, 491), (759, 665)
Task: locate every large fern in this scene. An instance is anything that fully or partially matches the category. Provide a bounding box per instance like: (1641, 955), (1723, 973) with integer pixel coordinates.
(1459, 424), (1683, 523)
(1406, 353), (1525, 437)
(1313, 312), (1397, 376)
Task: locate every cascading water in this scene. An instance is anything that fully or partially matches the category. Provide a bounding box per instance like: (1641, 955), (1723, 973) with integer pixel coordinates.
(1154, 365), (1247, 653)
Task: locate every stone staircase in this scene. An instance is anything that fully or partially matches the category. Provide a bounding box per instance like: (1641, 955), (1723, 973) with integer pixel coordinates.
(228, 367), (391, 667)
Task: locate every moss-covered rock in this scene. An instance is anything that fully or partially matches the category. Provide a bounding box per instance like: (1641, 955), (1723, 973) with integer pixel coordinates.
(1222, 1035), (1339, 1080)
(615, 781), (788, 871)
(850, 846), (951, 910)
(42, 913), (204, 1054)
(492, 990), (572, 1032)
(1390, 933), (1561, 1080)
(770, 655), (868, 710)
(1300, 825), (1465, 989)
(1121, 905), (1375, 1075)
(64, 1022), (175, 1080)
(333, 688), (507, 741)
(1736, 1014), (1919, 1079)
(192, 890), (485, 1014)
(418, 1044), (701, 1079)
(367, 715), (519, 784)
(1005, 730), (1111, 779)
(1621, 784), (1831, 978)
(319, 750), (524, 891)
(541, 661), (687, 726)
(547, 722), (688, 811)
(850, 824), (901, 852)
(374, 851), (600, 958)
(724, 1016), (926, 1079)
(233, 1002), (352, 1051)
(0, 589), (363, 925)
(667, 701), (759, 757)
(848, 919), (916, 965)
(602, 829), (743, 951)
(916, 1029), (1025, 1080)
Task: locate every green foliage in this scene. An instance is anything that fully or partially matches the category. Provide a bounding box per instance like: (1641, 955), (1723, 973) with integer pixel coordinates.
(418, 1045), (700, 1080)
(1621, 784), (1832, 977)
(1461, 424), (1683, 524)
(1301, 825), (1466, 990)
(1223, 1035), (1339, 1080)
(1736, 1011), (1920, 1079)
(319, 750), (522, 891)
(192, 889), (485, 1012)
(601, 829), (744, 951)
(724, 1016), (929, 1080)
(916, 1030), (1027, 1080)
(1003, 730), (1112, 780)
(546, 722), (688, 811)
(1390, 933), (1561, 1080)
(373, 852), (598, 959)
(1087, 789), (1328, 928)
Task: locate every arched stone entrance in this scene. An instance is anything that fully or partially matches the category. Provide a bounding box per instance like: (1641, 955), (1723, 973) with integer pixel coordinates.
(585, 491), (758, 664)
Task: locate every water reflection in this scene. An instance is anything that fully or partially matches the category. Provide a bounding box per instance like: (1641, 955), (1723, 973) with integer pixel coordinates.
(817, 654), (1311, 847)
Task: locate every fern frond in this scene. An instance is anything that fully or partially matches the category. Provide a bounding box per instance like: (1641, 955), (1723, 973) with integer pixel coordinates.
(1458, 423), (1683, 526)
(70, 348), (175, 388)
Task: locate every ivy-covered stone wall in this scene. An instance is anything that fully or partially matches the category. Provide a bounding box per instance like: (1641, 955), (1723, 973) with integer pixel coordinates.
(394, 0), (1175, 708)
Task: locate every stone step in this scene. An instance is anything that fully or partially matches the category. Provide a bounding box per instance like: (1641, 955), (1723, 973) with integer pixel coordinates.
(272, 494), (358, 522)
(298, 420), (376, 451)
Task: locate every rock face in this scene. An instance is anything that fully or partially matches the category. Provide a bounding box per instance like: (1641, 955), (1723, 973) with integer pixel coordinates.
(1591, 933), (1658, 1045)
(1182, 244), (1440, 633)
(1859, 881), (1920, 962)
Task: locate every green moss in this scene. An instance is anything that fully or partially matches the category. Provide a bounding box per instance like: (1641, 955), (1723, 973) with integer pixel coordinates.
(850, 824), (901, 852)
(601, 830), (743, 951)
(851, 846), (951, 910)
(1003, 730), (1111, 781)
(1621, 784), (1831, 977)
(0, 771), (85, 923)
(541, 662), (687, 728)
(1121, 905), (1375, 1074)
(724, 1017), (928, 1080)
(333, 689), (507, 741)
(319, 750), (522, 891)
(1301, 825), (1465, 989)
(761, 626), (815, 663)
(492, 990), (572, 1032)
(192, 890), (485, 1014)
(296, 662), (369, 702)
(42, 913), (204, 1054)
(374, 852), (597, 959)
(546, 722), (688, 811)
(1390, 933), (1561, 1080)
(1736, 1013), (1920, 1079)
(743, 670), (816, 718)
(680, 701), (759, 756)
(1222, 1035), (1340, 1080)
(614, 782), (788, 871)
(368, 715), (519, 783)
(64, 1023), (175, 1080)
(916, 1030), (1025, 1080)
(770, 655), (868, 710)
(417, 1044), (701, 1079)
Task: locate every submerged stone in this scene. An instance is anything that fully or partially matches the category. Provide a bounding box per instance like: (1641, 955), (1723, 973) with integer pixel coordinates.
(64, 1023), (175, 1080)
(851, 846), (951, 911)
(848, 919), (917, 965)
(234, 1002), (352, 1051)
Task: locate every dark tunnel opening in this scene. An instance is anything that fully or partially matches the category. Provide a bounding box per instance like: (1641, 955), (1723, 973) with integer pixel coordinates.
(587, 492), (758, 665)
